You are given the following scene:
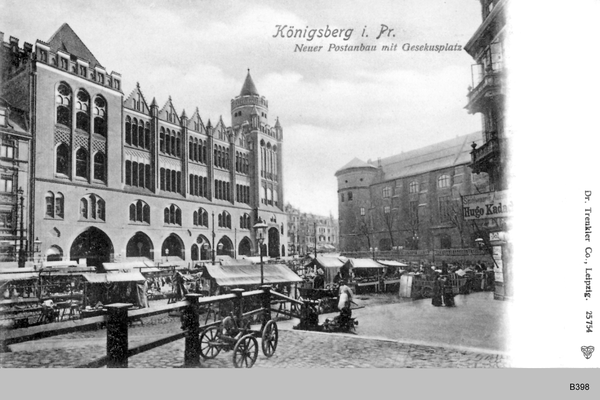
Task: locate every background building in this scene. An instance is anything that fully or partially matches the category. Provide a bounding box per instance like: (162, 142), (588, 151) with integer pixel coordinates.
(336, 132), (489, 263)
(464, 0), (510, 299)
(0, 24), (287, 269)
(285, 203), (338, 257)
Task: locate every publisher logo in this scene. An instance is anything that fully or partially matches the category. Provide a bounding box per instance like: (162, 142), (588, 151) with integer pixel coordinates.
(581, 346), (594, 359)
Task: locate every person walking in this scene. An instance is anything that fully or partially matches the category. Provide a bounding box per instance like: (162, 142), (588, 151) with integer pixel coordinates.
(431, 273), (443, 307)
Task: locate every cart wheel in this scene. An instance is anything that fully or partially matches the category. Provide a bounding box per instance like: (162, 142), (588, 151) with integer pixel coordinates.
(261, 320), (278, 357)
(199, 327), (221, 359)
(233, 334), (258, 368)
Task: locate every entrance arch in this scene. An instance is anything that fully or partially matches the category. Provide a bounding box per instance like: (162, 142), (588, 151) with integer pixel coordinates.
(268, 227), (280, 258)
(217, 236), (233, 257)
(126, 232), (154, 260)
(70, 227), (114, 269)
(196, 234), (211, 260)
(162, 234), (184, 259)
(238, 237), (252, 257)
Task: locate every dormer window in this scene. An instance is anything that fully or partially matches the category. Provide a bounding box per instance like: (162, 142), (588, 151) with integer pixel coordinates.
(0, 108), (6, 126)
(97, 73), (104, 84)
(79, 65), (87, 76)
(60, 58), (68, 69)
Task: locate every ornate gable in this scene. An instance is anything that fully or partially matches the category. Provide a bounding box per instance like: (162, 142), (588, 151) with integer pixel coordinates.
(124, 83), (150, 115)
(159, 97), (180, 125)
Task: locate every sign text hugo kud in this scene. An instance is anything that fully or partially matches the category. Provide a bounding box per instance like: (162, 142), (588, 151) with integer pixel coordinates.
(462, 190), (511, 220)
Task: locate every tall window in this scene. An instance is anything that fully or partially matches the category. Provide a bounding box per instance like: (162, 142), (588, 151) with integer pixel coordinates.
(409, 181), (419, 193)
(437, 175), (451, 189)
(93, 152), (105, 181)
(193, 208), (209, 227)
(56, 144), (70, 176)
(76, 90), (90, 132)
(438, 196), (451, 223)
(75, 148), (88, 178)
(125, 116), (132, 145)
(382, 187), (392, 198)
(56, 83), (72, 126)
(0, 175), (12, 193)
(93, 96), (106, 136)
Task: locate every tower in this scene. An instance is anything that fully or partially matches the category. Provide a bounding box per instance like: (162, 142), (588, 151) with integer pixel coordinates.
(335, 158), (378, 252)
(230, 70), (286, 257)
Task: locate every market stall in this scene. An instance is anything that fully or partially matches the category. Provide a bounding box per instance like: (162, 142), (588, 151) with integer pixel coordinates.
(80, 271), (148, 311)
(377, 260), (408, 292)
(342, 258), (385, 293)
(304, 256), (345, 288)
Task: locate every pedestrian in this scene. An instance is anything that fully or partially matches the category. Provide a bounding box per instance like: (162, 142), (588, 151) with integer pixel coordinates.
(442, 275), (455, 307)
(313, 268), (325, 289)
(431, 273), (443, 307)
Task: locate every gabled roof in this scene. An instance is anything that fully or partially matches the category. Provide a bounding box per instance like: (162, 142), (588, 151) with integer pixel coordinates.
(46, 23), (102, 68)
(187, 107), (206, 133)
(335, 157), (377, 174)
(240, 70), (259, 96)
(159, 97), (180, 124)
(379, 131), (482, 180)
(123, 83), (150, 114)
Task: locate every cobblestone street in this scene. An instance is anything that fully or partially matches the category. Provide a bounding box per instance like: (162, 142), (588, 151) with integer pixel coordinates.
(1, 292), (509, 368)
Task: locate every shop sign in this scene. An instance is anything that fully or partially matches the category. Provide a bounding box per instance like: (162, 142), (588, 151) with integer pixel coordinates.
(462, 190), (511, 220)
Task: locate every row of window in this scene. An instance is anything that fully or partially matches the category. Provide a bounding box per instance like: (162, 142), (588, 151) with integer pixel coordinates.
(235, 152), (249, 174)
(159, 168), (182, 193)
(45, 192), (104, 221)
(159, 127), (182, 157)
(214, 180), (231, 201)
(189, 138), (208, 164)
(50, 55), (119, 89)
(236, 184), (250, 204)
(125, 117), (151, 150)
(55, 144), (106, 182)
(214, 144), (230, 170)
(56, 83), (107, 136)
(189, 174), (209, 198)
(125, 161), (152, 189)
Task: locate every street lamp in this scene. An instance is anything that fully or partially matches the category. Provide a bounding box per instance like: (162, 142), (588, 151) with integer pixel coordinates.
(17, 187), (25, 268)
(33, 237), (42, 265)
(253, 218), (268, 285)
(211, 211), (216, 264)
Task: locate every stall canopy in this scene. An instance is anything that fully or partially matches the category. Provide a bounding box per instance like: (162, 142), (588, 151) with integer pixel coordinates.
(376, 260), (409, 268)
(81, 271), (146, 283)
(202, 263), (301, 287)
(39, 266), (96, 276)
(344, 258), (385, 269)
(306, 256), (345, 284)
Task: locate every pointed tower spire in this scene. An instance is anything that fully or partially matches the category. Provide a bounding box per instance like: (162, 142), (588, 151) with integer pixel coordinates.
(240, 69), (259, 96)
(275, 117), (281, 128)
(150, 97), (157, 107)
(181, 109), (187, 119)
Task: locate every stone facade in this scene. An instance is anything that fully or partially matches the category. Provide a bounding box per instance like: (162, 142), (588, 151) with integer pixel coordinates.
(336, 133), (490, 258)
(0, 24), (287, 269)
(285, 203), (338, 256)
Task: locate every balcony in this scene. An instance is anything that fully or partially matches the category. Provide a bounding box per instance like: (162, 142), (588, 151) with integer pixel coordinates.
(470, 133), (499, 173)
(466, 70), (504, 113)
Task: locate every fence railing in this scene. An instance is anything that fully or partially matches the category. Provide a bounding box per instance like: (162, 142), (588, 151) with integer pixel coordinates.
(1, 286), (295, 368)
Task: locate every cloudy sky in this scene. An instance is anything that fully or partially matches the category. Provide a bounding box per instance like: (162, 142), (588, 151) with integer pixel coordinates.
(1, 0), (482, 216)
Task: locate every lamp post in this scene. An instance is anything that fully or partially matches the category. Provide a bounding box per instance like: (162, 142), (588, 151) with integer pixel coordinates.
(33, 237), (42, 265)
(211, 211), (216, 264)
(17, 187), (25, 268)
(253, 218), (267, 285)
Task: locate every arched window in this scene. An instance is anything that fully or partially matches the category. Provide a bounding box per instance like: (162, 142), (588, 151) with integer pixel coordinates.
(75, 148), (88, 178)
(409, 181), (419, 193)
(93, 96), (106, 136)
(145, 122), (151, 150)
(138, 121), (145, 149)
(76, 90), (90, 132)
(55, 192), (64, 219)
(218, 214), (222, 227)
(129, 200), (149, 224)
(56, 143), (69, 175)
(45, 192), (55, 218)
(132, 119), (138, 147)
(80, 194), (105, 221)
(438, 174), (451, 188)
(201, 208), (208, 227)
(125, 116), (132, 144)
(164, 204), (181, 226)
(160, 128), (165, 152)
(93, 152), (105, 181)
(56, 83), (71, 126)
(80, 198), (88, 219)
